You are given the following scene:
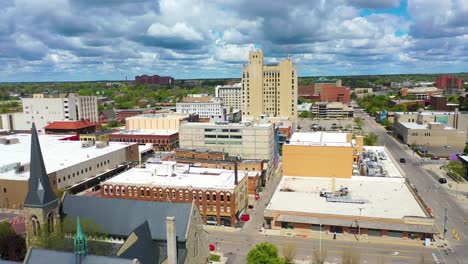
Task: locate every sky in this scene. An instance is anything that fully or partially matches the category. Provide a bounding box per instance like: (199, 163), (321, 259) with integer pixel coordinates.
(0, 0), (467, 82)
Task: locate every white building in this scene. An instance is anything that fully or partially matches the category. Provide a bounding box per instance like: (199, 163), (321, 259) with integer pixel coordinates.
(179, 120), (276, 181)
(0, 133), (139, 209)
(176, 97), (224, 119)
(18, 93), (98, 132)
(215, 83), (242, 110)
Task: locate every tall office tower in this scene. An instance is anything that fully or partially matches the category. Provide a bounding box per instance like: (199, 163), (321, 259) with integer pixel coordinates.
(241, 50), (298, 119)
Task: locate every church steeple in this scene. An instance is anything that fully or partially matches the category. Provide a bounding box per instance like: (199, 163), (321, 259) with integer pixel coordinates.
(74, 217), (88, 256)
(24, 123), (58, 208)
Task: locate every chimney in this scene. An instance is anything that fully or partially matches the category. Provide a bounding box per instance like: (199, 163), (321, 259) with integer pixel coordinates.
(166, 216), (177, 264)
(234, 160), (238, 185)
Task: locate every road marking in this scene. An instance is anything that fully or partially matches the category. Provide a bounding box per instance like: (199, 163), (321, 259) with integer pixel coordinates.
(461, 232), (467, 239)
(432, 252), (440, 264)
(216, 240), (430, 261)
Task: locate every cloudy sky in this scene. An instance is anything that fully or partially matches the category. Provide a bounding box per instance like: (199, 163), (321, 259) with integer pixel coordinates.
(0, 0), (467, 82)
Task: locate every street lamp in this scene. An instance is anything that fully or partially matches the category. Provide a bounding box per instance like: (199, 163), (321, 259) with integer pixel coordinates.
(319, 224), (322, 260)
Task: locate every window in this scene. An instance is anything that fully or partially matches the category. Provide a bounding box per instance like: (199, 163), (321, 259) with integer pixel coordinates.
(206, 193), (210, 201)
(227, 206), (231, 213)
(227, 194), (231, 202)
(68, 175), (70, 179)
(179, 190), (183, 199)
(172, 190), (176, 199)
(220, 194), (224, 201)
(140, 189), (144, 197)
(122, 188), (126, 196)
(109, 186), (113, 195)
(72, 173), (75, 177)
(160, 189), (164, 198)
(185, 191), (189, 200)
(166, 190), (170, 199)
(116, 187), (120, 195)
(193, 192), (197, 200)
(199, 192), (203, 200)
(146, 189), (150, 197)
(212, 193), (217, 201)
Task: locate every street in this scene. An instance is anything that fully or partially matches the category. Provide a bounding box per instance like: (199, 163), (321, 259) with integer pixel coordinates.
(355, 109), (468, 264)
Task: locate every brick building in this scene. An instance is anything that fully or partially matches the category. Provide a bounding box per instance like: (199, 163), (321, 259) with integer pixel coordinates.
(298, 84), (317, 100)
(100, 161), (251, 226)
(430, 95), (459, 111)
(436, 75), (464, 90)
(135, 74), (174, 85)
(320, 85), (351, 103)
(169, 148), (264, 195)
(109, 130), (179, 151)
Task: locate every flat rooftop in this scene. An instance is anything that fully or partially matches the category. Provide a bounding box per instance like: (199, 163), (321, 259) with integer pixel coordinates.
(267, 176), (426, 219)
(126, 113), (188, 119)
(105, 161), (256, 190)
(180, 122), (272, 128)
(288, 132), (351, 147)
(0, 134), (133, 181)
(399, 122), (456, 130)
(111, 129), (178, 136)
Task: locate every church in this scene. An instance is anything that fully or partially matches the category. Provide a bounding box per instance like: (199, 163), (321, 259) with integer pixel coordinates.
(22, 123), (209, 264)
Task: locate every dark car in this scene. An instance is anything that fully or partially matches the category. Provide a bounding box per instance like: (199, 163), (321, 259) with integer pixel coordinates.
(439, 178), (447, 184)
(399, 158), (406, 163)
(431, 156), (440, 160)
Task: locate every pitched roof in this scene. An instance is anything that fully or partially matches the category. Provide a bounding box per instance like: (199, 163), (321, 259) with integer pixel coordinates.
(101, 109), (117, 120)
(24, 123), (58, 209)
(61, 194), (192, 242)
(24, 248), (136, 264)
(44, 120), (95, 130)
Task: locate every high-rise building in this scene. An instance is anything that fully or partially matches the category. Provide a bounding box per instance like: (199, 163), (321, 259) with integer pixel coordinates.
(241, 50), (298, 119)
(436, 75), (464, 90)
(215, 83), (242, 110)
(20, 93), (98, 132)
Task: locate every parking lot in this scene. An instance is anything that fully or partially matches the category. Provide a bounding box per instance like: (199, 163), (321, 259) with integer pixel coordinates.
(297, 117), (361, 132)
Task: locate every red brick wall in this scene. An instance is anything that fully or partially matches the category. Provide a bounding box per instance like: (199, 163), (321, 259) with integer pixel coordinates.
(101, 184), (236, 226)
(109, 133), (179, 151)
(320, 85), (351, 103)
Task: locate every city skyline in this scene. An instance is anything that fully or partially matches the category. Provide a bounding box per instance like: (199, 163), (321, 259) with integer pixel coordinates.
(1, 0), (467, 82)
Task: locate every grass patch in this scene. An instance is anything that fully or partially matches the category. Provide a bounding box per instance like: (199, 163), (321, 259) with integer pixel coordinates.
(210, 254), (221, 262)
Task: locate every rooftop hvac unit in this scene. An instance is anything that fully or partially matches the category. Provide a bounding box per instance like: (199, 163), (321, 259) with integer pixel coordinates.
(96, 141), (109, 148)
(82, 141), (94, 148)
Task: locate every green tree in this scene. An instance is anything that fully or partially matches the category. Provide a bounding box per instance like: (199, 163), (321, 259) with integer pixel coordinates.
(382, 118), (392, 130)
(299, 111), (310, 118)
(247, 243), (283, 264)
(364, 133), (378, 146)
(0, 222), (15, 241)
(0, 233), (26, 261)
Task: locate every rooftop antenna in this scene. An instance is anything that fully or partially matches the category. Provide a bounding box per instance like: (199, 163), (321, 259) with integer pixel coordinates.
(286, 46), (291, 60)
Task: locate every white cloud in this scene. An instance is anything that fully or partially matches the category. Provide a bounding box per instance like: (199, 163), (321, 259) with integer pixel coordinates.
(147, 22), (203, 41)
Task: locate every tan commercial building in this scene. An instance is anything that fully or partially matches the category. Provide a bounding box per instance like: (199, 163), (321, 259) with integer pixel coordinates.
(241, 49), (298, 120)
(394, 121), (466, 150)
(310, 102), (354, 118)
(215, 83), (242, 110)
(0, 133), (139, 209)
(394, 110), (468, 137)
(101, 161), (250, 227)
(179, 121), (276, 182)
(125, 113), (190, 130)
(400, 87), (443, 100)
(282, 132), (363, 178)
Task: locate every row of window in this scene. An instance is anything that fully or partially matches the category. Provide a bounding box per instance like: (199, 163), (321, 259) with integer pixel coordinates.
(56, 160), (110, 184)
(103, 186), (232, 202)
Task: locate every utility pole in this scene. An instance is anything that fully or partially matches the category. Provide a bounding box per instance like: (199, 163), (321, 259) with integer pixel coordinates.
(443, 208), (448, 240)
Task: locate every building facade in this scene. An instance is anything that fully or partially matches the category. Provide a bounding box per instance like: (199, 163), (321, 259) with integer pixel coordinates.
(101, 162), (250, 227)
(400, 87), (443, 100)
(314, 78), (342, 96)
(241, 50), (298, 119)
(0, 133), (139, 209)
(430, 95), (459, 111)
(125, 113), (191, 130)
(320, 85), (351, 103)
(135, 74), (174, 85)
(176, 98), (224, 119)
(310, 102), (354, 118)
(109, 130), (179, 151)
(215, 83), (242, 110)
(394, 121), (466, 149)
(393, 111), (468, 137)
(437, 75), (464, 90)
(179, 121), (276, 182)
(21, 93), (98, 132)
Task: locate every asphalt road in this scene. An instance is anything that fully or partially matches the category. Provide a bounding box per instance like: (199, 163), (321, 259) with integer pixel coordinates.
(207, 156), (448, 263)
(355, 109), (468, 264)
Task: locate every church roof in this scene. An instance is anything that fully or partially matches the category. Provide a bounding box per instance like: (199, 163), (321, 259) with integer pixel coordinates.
(23, 248), (136, 264)
(23, 123), (58, 209)
(61, 194), (192, 242)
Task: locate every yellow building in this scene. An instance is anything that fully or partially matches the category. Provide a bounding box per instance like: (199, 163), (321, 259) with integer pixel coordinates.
(79, 130), (111, 142)
(125, 113), (190, 130)
(242, 50), (298, 120)
(282, 132), (363, 178)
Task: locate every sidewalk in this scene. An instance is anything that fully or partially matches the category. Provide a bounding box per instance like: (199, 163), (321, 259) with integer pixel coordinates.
(263, 228), (433, 249)
(423, 164), (468, 202)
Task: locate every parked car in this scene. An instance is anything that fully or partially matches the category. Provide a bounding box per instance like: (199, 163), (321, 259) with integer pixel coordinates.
(431, 156), (440, 160)
(399, 158), (406, 163)
(439, 178), (447, 184)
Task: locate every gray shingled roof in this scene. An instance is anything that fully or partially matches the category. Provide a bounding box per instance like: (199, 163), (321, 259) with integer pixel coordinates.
(61, 194), (192, 242)
(24, 248), (135, 264)
(101, 109), (117, 121)
(24, 123), (58, 209)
